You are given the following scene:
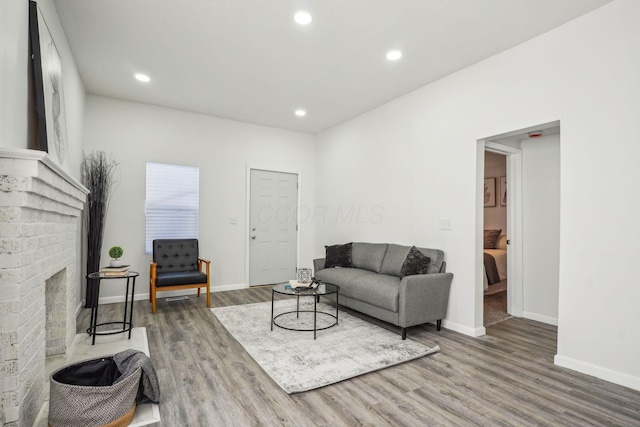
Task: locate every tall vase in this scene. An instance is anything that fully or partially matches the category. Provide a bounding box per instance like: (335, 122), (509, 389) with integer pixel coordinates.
(82, 152), (117, 307)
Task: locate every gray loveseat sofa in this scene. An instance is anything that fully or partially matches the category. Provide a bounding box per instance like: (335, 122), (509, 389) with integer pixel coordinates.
(313, 242), (453, 339)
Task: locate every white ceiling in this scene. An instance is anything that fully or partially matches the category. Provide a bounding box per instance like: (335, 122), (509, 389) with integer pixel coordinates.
(53, 0), (612, 134)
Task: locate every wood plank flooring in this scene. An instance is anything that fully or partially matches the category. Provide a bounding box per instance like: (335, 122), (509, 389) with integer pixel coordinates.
(77, 287), (640, 426)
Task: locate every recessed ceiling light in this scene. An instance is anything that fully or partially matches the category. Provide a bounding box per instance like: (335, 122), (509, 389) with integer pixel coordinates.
(295, 109), (306, 117)
(386, 50), (402, 61)
(134, 73), (150, 82)
(294, 11), (312, 25)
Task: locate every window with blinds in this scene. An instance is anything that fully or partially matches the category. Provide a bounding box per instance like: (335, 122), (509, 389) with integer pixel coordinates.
(145, 162), (199, 253)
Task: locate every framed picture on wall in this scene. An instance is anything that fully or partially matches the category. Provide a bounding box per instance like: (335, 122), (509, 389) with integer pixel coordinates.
(484, 177), (496, 207)
(500, 176), (507, 206)
(29, 1), (69, 171)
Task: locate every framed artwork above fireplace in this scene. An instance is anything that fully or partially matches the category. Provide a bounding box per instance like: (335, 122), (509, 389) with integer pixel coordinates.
(29, 0), (69, 171)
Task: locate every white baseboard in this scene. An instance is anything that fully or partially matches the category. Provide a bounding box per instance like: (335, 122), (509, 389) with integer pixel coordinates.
(442, 319), (486, 337)
(97, 283), (248, 305)
(214, 283), (248, 292)
(554, 354), (640, 392)
(522, 311), (558, 326)
(75, 301), (83, 317)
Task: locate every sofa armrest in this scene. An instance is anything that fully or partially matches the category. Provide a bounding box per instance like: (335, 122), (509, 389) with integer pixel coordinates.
(398, 273), (453, 328)
(313, 258), (326, 274)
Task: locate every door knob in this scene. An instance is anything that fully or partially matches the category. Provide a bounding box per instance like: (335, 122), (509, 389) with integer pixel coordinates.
(251, 236), (256, 240)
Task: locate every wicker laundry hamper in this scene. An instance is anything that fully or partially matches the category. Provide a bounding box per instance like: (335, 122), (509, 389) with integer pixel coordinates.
(48, 355), (142, 427)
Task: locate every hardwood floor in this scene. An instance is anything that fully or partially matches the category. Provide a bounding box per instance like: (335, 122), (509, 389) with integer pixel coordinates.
(77, 287), (640, 426)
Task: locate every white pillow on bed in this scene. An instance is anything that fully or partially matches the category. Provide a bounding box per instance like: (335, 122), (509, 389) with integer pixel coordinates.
(497, 235), (507, 250)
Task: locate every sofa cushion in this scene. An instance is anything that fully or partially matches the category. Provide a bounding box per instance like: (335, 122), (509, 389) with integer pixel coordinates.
(156, 271), (207, 287)
(351, 243), (388, 273)
(380, 244), (411, 276)
(315, 268), (400, 312)
(316, 268), (400, 312)
(325, 243), (353, 268)
(315, 267), (370, 286)
(400, 246), (431, 278)
(344, 272), (401, 312)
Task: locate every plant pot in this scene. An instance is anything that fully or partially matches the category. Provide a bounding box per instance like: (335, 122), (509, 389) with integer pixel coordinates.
(110, 260), (122, 267)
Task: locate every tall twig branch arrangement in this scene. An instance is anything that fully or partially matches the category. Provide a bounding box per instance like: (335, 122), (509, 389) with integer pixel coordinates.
(82, 151), (118, 307)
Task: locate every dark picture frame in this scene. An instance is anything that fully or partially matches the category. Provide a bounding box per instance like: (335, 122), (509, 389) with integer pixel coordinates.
(500, 176), (507, 206)
(28, 1), (68, 168)
(29, 1), (47, 154)
(484, 177), (496, 207)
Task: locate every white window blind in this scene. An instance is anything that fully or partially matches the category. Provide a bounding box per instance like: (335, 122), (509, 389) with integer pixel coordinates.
(145, 162), (199, 253)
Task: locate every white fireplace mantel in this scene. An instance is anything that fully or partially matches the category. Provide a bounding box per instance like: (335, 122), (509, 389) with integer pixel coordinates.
(0, 147), (88, 195)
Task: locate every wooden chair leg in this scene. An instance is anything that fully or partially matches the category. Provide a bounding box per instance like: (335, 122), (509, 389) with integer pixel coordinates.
(206, 284), (211, 307)
(151, 286), (157, 314)
(197, 288), (201, 298)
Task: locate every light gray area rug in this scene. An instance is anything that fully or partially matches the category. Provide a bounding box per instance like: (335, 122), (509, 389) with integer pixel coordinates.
(212, 300), (439, 393)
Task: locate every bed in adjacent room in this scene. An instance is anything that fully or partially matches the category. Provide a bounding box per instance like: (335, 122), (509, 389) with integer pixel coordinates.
(483, 230), (507, 292)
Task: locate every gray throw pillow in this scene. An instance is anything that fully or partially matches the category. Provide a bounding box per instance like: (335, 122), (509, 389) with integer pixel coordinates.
(400, 246), (431, 278)
(325, 243), (353, 268)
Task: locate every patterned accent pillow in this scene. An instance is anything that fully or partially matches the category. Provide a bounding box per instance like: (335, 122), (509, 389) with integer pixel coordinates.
(484, 229), (502, 249)
(325, 243), (353, 268)
(400, 246), (431, 278)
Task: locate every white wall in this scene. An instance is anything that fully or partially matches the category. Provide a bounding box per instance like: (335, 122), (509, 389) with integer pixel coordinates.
(522, 134), (560, 324)
(316, 0), (640, 391)
(484, 155), (506, 232)
(0, 0), (29, 149)
(553, 0), (640, 390)
(82, 95), (316, 302)
(1, 0), (86, 310)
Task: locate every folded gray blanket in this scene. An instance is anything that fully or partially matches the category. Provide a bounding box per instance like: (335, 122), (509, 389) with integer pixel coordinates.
(114, 349), (161, 404)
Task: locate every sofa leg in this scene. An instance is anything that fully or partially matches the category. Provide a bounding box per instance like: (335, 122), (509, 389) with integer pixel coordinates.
(436, 320), (442, 331)
(401, 327), (407, 340)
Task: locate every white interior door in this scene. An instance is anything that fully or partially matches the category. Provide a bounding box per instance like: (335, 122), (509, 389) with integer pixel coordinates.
(249, 169), (298, 286)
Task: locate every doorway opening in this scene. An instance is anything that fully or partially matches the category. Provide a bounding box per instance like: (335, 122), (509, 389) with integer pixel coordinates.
(477, 121), (561, 333)
(483, 151), (510, 326)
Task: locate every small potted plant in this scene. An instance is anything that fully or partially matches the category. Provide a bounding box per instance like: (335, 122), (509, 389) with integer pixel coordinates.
(108, 246), (124, 267)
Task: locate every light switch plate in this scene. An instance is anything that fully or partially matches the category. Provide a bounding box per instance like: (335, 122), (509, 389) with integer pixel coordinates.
(438, 218), (452, 230)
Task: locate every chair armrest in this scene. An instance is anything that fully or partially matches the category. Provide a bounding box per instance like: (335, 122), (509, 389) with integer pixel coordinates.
(398, 273), (453, 328)
(313, 258), (326, 274)
(150, 262), (157, 280)
(198, 258), (211, 275)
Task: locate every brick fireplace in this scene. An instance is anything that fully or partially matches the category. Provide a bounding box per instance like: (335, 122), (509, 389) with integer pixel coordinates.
(0, 148), (87, 427)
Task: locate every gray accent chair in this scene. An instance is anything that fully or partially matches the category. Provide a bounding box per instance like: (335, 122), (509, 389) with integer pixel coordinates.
(149, 239), (211, 313)
(314, 242), (453, 339)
